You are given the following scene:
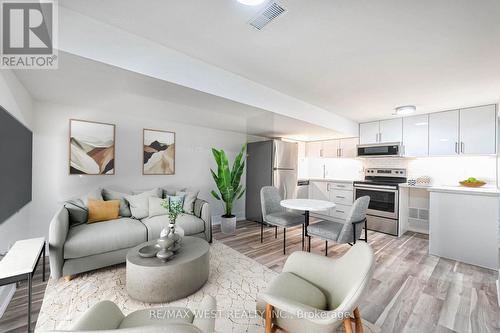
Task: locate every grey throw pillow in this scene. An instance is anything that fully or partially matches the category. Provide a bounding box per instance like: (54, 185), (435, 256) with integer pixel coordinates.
(162, 187), (187, 198)
(132, 188), (163, 198)
(64, 189), (103, 226)
(176, 190), (199, 215)
(126, 188), (160, 219)
(64, 199), (88, 226)
(102, 188), (132, 217)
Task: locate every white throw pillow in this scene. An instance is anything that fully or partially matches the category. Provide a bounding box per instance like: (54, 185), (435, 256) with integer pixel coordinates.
(148, 197), (167, 218)
(125, 188), (160, 219)
(176, 190), (199, 215)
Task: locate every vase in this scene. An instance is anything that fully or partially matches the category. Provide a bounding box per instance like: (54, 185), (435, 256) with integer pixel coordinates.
(221, 215), (237, 234)
(167, 223), (182, 252)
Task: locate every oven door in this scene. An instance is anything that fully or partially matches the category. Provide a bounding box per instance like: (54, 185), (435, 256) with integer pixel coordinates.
(354, 185), (398, 219)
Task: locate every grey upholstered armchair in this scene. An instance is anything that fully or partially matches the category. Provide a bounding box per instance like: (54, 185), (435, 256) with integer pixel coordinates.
(257, 242), (375, 333)
(42, 296), (216, 333)
(260, 186), (305, 254)
(307, 196), (370, 255)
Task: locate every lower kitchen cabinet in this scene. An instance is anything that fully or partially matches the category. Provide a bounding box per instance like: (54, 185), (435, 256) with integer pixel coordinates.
(309, 181), (354, 220)
(429, 190), (499, 270)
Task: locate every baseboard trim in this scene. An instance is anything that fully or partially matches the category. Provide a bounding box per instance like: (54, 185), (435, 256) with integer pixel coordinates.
(496, 278), (500, 307)
(0, 284), (16, 319)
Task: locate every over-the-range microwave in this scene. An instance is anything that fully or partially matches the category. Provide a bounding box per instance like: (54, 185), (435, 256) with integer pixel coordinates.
(357, 142), (402, 157)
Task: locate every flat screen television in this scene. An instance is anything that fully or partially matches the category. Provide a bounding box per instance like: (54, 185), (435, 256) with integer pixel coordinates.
(0, 105), (32, 224)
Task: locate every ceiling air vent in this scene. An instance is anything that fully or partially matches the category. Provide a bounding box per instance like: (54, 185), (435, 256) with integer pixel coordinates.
(249, 2), (286, 30)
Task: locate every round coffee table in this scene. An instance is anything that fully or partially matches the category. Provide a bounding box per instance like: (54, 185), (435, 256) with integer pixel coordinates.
(126, 236), (210, 303)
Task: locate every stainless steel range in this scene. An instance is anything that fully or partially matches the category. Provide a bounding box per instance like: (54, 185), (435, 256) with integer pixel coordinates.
(353, 168), (407, 236)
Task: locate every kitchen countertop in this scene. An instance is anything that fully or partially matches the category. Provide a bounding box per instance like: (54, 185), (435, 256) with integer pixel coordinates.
(304, 178), (357, 183)
(399, 183), (500, 196)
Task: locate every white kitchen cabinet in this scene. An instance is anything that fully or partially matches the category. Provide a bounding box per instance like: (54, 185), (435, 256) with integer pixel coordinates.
(459, 105), (497, 155)
(379, 118), (403, 143)
(309, 181), (354, 220)
(339, 137), (359, 158)
(429, 110), (459, 156)
(309, 181), (332, 216)
(309, 181), (329, 201)
(306, 141), (323, 158)
(403, 114), (429, 157)
(360, 119), (402, 144)
(429, 190), (499, 269)
(359, 122), (380, 144)
(321, 140), (340, 158)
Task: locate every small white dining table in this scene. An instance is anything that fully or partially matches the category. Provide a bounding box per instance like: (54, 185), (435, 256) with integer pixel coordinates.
(280, 199), (336, 248)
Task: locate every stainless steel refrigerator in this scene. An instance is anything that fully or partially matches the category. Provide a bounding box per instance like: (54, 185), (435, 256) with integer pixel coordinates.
(246, 140), (298, 223)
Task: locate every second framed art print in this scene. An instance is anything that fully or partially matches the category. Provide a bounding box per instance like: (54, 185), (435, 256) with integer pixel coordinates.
(143, 129), (175, 175)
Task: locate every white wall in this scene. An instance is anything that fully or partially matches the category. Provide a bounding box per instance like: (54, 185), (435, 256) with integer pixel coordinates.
(30, 101), (248, 241)
(0, 70), (33, 253)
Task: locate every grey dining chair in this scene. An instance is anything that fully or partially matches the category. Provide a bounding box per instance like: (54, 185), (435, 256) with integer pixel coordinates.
(260, 186), (305, 254)
(307, 196), (370, 255)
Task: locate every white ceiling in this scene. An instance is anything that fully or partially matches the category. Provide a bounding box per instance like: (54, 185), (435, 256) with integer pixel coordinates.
(60, 0), (500, 122)
(14, 52), (343, 141)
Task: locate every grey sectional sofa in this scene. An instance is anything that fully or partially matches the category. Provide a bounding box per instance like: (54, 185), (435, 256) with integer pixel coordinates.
(48, 188), (212, 279)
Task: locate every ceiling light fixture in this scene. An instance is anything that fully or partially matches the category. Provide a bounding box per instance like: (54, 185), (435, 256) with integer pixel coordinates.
(237, 0), (267, 6)
(394, 105), (416, 116)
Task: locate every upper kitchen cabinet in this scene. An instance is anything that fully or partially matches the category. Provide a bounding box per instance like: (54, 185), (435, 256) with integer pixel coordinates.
(429, 110), (460, 156)
(379, 118), (403, 143)
(321, 140), (340, 158)
(359, 122), (379, 144)
(339, 137), (359, 158)
(403, 114), (429, 157)
(359, 119), (402, 144)
(459, 105), (497, 155)
(306, 141), (323, 158)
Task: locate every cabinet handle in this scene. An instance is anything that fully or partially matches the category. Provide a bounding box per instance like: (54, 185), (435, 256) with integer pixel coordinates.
(336, 185), (346, 188)
(379, 133), (382, 142)
(454, 142), (458, 154)
(336, 210), (345, 213)
(339, 148), (342, 157)
(336, 196), (345, 199)
(320, 149), (323, 157)
(461, 142), (465, 153)
(326, 183), (330, 191)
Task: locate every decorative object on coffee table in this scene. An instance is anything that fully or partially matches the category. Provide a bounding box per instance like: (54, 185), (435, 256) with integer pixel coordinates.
(154, 199), (184, 261)
(126, 236), (210, 303)
(210, 144), (246, 234)
(143, 128), (175, 175)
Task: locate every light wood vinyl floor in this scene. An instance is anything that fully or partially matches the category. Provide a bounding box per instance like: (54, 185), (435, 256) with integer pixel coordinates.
(214, 220), (500, 333)
(1, 221), (498, 333)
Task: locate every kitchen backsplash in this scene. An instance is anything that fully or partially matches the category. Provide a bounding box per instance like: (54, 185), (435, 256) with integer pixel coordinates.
(364, 156), (497, 186)
(303, 155), (497, 187)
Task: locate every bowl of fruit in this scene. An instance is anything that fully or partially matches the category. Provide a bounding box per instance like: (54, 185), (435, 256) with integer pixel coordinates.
(459, 177), (486, 188)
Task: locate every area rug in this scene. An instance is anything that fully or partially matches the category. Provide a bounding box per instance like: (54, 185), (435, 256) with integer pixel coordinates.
(36, 240), (379, 333)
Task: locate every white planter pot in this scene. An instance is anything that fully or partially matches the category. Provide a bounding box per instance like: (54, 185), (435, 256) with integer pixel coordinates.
(220, 215), (237, 234)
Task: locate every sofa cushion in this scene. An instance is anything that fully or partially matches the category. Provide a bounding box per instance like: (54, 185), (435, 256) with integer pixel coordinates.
(261, 272), (328, 310)
(126, 188), (160, 219)
(176, 190), (199, 215)
(148, 197), (167, 218)
(64, 218), (147, 259)
(87, 199), (120, 223)
(64, 189), (103, 226)
(119, 307), (194, 329)
(102, 188), (132, 217)
(142, 214), (205, 240)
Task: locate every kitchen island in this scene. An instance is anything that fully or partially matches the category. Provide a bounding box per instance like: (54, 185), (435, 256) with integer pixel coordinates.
(399, 184), (499, 270)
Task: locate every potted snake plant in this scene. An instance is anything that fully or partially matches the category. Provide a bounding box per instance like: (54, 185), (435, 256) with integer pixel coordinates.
(210, 144), (246, 234)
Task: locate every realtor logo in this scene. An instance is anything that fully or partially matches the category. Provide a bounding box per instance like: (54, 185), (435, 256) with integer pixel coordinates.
(1, 0), (58, 68)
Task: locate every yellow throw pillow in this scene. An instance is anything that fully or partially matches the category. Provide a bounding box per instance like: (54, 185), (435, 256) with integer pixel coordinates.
(87, 199), (120, 223)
